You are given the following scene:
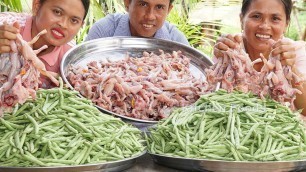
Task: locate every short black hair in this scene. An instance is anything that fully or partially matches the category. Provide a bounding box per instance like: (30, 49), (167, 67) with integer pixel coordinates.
(39, 0), (90, 20)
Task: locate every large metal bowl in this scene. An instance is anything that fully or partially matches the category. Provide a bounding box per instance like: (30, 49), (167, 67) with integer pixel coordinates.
(149, 153), (306, 172)
(60, 37), (213, 129)
(0, 151), (146, 172)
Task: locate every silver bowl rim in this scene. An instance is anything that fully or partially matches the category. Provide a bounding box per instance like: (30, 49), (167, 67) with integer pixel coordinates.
(148, 152), (306, 164)
(0, 150), (146, 169)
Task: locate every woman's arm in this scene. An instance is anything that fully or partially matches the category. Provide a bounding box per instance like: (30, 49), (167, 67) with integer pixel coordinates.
(292, 41), (306, 115)
(272, 39), (306, 114)
(295, 83), (306, 115)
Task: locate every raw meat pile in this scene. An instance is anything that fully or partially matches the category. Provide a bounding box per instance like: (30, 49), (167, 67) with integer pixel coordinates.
(67, 50), (209, 120)
(205, 40), (305, 110)
(0, 26), (59, 116)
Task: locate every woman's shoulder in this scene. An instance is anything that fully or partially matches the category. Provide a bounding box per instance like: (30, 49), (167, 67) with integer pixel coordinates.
(0, 12), (30, 26)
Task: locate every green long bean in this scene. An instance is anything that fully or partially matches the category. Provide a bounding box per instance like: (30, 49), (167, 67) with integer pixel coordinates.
(147, 89), (306, 161)
(0, 79), (145, 167)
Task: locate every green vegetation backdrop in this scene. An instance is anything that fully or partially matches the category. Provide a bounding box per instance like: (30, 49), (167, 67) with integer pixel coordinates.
(1, 0), (305, 56)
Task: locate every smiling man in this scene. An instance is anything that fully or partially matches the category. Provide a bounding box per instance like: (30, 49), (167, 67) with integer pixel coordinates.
(85, 0), (189, 45)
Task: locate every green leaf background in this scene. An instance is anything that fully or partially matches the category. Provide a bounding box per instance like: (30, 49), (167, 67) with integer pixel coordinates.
(1, 0), (305, 56)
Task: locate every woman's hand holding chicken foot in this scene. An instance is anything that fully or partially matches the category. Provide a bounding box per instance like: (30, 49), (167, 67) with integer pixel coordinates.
(213, 33), (243, 58)
(271, 38), (297, 67)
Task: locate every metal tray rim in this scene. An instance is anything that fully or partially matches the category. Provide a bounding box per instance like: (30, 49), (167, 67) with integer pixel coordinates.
(149, 152), (306, 172)
(0, 151), (146, 170)
(148, 152), (306, 164)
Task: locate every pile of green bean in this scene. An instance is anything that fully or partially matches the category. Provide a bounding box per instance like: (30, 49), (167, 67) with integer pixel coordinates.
(0, 79), (145, 167)
(146, 89), (306, 161)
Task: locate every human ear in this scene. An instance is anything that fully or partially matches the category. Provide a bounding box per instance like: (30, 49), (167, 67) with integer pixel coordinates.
(123, 0), (130, 11)
(285, 21), (289, 30)
(32, 0), (41, 16)
(168, 4), (173, 14)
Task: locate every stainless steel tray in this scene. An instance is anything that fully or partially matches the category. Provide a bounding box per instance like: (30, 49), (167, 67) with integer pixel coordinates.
(0, 151), (146, 172)
(149, 153), (306, 172)
(60, 37), (213, 127)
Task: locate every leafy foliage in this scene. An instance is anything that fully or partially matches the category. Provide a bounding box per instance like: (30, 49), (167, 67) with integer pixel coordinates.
(0, 0), (22, 12)
(1, 0), (305, 55)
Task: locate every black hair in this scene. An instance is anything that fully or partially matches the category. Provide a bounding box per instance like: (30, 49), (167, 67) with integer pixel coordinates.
(39, 0), (90, 20)
(241, 0), (292, 22)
